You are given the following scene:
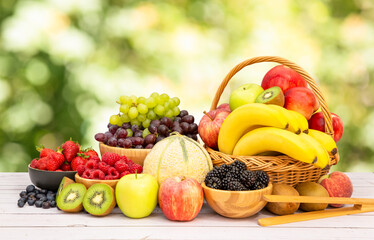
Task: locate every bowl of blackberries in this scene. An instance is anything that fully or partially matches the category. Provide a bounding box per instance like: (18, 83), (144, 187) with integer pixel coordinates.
(95, 110), (199, 166)
(202, 160), (273, 219)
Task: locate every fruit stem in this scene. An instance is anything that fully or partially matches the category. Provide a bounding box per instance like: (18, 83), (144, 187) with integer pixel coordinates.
(203, 111), (214, 121)
(135, 169), (137, 179)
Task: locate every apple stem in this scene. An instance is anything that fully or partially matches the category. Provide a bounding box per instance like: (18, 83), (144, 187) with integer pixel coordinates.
(135, 169), (137, 179)
(203, 111), (214, 121)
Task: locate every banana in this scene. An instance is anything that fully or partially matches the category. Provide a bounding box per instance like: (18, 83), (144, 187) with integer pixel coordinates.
(288, 110), (309, 134)
(308, 129), (338, 156)
(267, 105), (301, 134)
(218, 103), (289, 154)
(232, 127), (320, 168)
(299, 133), (330, 169)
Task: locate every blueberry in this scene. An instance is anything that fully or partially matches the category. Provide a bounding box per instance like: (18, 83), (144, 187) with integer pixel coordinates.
(17, 198), (26, 207)
(27, 199), (36, 206)
(42, 202), (51, 209)
(39, 189), (48, 194)
(50, 201), (56, 208)
(47, 195), (55, 201)
(39, 197), (47, 202)
(27, 192), (36, 198)
(35, 200), (43, 208)
(47, 191), (54, 195)
(35, 189), (40, 194)
(26, 185), (35, 193)
(28, 195), (36, 201)
(19, 191), (27, 198)
(36, 194), (45, 199)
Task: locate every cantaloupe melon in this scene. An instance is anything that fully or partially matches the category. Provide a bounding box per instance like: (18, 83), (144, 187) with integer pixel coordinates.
(143, 133), (213, 184)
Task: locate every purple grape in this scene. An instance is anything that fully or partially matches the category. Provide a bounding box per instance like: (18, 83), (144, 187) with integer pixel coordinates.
(187, 134), (198, 141)
(173, 121), (180, 128)
(132, 137), (144, 146)
(161, 117), (173, 128)
(107, 123), (113, 129)
(144, 134), (156, 145)
(158, 125), (169, 136)
(172, 126), (183, 134)
(180, 122), (189, 133)
(121, 122), (131, 129)
(109, 125), (119, 134)
(115, 128), (128, 139)
(107, 137), (117, 147)
(135, 145), (144, 149)
(150, 119), (161, 128)
(131, 125), (140, 133)
(104, 131), (113, 141)
(134, 130), (143, 138)
(117, 138), (126, 148)
(148, 124), (158, 134)
(189, 123), (198, 134)
(145, 144), (154, 149)
(123, 139), (132, 148)
(174, 117), (182, 123)
(94, 133), (106, 142)
(179, 110), (188, 118)
(182, 115), (194, 124)
(156, 136), (165, 143)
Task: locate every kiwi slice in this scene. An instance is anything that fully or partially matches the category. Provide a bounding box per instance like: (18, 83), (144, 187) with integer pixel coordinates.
(82, 183), (116, 216)
(255, 86), (285, 106)
(57, 183), (86, 213)
(56, 177), (75, 200)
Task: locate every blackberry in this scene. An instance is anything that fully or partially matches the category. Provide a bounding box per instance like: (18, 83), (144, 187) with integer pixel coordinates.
(255, 170), (270, 187)
(204, 168), (221, 182)
(240, 170), (257, 189)
(205, 177), (222, 189)
(230, 166), (242, 177)
(218, 164), (232, 177)
(221, 177), (236, 190)
(225, 172), (240, 181)
(231, 160), (247, 171)
(252, 181), (267, 190)
(227, 181), (247, 191)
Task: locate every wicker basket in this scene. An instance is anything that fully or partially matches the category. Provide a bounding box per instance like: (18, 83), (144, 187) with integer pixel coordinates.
(207, 56), (339, 186)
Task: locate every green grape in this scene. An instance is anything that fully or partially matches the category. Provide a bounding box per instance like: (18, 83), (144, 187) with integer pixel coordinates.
(164, 101), (171, 110)
(167, 99), (176, 108)
(142, 128), (151, 138)
(160, 93), (170, 102)
(137, 113), (147, 122)
(154, 105), (165, 116)
(171, 97), (181, 106)
(130, 95), (138, 105)
(128, 107), (139, 119)
(137, 103), (148, 114)
(145, 97), (157, 108)
(120, 95), (131, 105)
(138, 96), (146, 104)
(150, 92), (159, 98)
(120, 114), (131, 123)
(120, 104), (130, 114)
(172, 106), (180, 116)
(156, 96), (166, 105)
(142, 118), (151, 128)
(147, 109), (157, 120)
(165, 109), (174, 118)
(109, 115), (120, 125)
(130, 119), (141, 126)
(126, 129), (133, 137)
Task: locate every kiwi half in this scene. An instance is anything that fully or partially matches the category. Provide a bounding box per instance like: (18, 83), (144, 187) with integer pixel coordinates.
(83, 183), (116, 216)
(57, 183), (87, 213)
(255, 86), (285, 106)
(56, 177), (75, 200)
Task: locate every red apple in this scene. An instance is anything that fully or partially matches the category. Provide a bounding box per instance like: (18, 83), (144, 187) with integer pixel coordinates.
(198, 110), (230, 150)
(158, 176), (204, 221)
(308, 112), (344, 142)
(217, 103), (231, 113)
(262, 65), (307, 93)
(284, 87), (317, 120)
(318, 171), (353, 208)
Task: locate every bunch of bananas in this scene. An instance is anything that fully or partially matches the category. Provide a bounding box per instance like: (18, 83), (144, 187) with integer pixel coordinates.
(218, 103), (338, 169)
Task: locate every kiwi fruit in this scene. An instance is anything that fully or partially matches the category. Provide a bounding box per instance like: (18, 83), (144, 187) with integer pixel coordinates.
(57, 183), (87, 213)
(266, 183), (300, 215)
(255, 86), (285, 106)
(82, 183), (116, 216)
(56, 177), (75, 200)
(295, 182), (329, 212)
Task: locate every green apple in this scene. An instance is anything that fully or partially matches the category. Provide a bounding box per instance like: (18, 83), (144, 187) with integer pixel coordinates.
(229, 83), (264, 111)
(115, 173), (158, 218)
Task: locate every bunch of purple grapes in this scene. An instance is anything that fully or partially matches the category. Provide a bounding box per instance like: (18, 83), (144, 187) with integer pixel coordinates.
(95, 110), (198, 149)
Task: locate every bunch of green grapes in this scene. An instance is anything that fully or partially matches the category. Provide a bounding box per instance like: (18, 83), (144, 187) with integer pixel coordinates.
(108, 92), (181, 129)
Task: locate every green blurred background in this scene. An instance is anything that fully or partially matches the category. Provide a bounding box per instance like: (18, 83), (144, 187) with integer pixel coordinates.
(1, 0), (373, 172)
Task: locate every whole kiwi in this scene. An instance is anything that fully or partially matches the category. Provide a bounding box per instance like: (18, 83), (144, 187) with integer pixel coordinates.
(296, 182), (329, 212)
(266, 183), (300, 215)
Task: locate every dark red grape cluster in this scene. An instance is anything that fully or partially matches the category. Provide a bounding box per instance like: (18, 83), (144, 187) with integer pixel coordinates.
(95, 110), (198, 149)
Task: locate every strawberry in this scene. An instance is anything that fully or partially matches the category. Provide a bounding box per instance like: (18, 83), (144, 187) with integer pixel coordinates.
(36, 146), (55, 158)
(80, 148), (99, 160)
(71, 156), (88, 171)
(46, 155), (61, 171)
(61, 162), (72, 171)
(30, 158), (38, 169)
(50, 149), (65, 166)
(102, 152), (120, 166)
(62, 139), (80, 162)
(36, 157), (48, 170)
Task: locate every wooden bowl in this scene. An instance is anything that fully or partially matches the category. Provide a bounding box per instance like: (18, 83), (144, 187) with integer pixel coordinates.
(99, 142), (151, 166)
(75, 173), (119, 190)
(28, 165), (77, 191)
(202, 182), (273, 218)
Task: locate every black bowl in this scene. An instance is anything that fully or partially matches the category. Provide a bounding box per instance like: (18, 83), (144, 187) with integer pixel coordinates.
(28, 164), (77, 191)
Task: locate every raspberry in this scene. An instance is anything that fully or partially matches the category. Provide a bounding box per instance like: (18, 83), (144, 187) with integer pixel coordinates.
(129, 164), (143, 174)
(82, 169), (92, 179)
(102, 152), (120, 166)
(119, 155), (128, 162)
(86, 160), (98, 170)
(120, 171), (130, 178)
(114, 160), (128, 173)
(77, 165), (86, 176)
(91, 170), (105, 180)
(108, 167), (120, 179)
(90, 156), (101, 163)
(105, 175), (114, 180)
(98, 161), (110, 175)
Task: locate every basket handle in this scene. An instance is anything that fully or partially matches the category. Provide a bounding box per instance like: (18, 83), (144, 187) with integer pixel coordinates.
(209, 56), (334, 136)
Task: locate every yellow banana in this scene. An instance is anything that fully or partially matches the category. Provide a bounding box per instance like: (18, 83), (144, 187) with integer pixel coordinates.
(288, 110), (309, 134)
(218, 103), (289, 154)
(299, 133), (330, 169)
(267, 105), (301, 134)
(308, 129), (338, 156)
(232, 127), (320, 168)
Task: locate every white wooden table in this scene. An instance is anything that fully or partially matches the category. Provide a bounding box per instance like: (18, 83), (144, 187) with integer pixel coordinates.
(1, 172), (374, 240)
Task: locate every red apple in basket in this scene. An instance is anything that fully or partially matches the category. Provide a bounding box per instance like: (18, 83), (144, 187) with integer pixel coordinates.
(284, 87), (318, 120)
(318, 171), (353, 208)
(159, 176), (204, 221)
(261, 65), (307, 94)
(198, 109), (230, 150)
(308, 112), (344, 142)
